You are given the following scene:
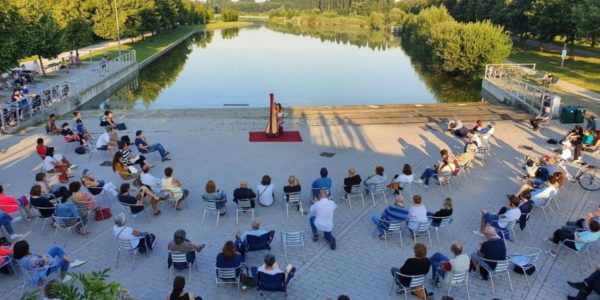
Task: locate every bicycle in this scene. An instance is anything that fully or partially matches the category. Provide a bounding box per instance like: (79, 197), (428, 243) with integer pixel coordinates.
(559, 160), (600, 191)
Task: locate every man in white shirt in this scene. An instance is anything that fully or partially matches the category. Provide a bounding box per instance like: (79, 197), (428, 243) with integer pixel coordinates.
(531, 184), (557, 206)
(429, 241), (470, 287)
(140, 165), (162, 194)
(473, 196), (521, 236)
(96, 126), (112, 150)
(310, 189), (337, 250)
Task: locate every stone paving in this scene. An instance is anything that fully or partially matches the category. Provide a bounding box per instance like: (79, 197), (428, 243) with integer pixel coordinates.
(0, 110), (599, 300)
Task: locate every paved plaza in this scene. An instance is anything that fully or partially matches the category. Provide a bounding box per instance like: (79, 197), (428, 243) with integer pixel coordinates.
(0, 109), (598, 300)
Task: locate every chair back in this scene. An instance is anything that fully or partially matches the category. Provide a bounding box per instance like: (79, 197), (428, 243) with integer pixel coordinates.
(282, 231), (304, 246)
(482, 257), (510, 273)
(19, 264), (51, 285)
(381, 219), (402, 233)
(117, 237), (136, 251)
(373, 182), (385, 194)
(216, 267), (239, 280)
(348, 184), (362, 195)
(246, 230), (275, 251)
(394, 272), (425, 289)
(416, 220), (432, 233)
(311, 187), (330, 197)
(286, 192), (301, 204)
(53, 215), (80, 229)
(119, 201), (142, 215)
(399, 181), (412, 190)
(204, 200), (219, 210)
(449, 271), (468, 285)
(236, 198), (254, 210)
(434, 216), (453, 227)
(257, 271), (286, 292)
(32, 205), (55, 219)
(169, 251), (188, 264)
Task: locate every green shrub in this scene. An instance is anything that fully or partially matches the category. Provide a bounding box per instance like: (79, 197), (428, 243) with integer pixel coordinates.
(369, 12), (386, 30)
(221, 8), (239, 22)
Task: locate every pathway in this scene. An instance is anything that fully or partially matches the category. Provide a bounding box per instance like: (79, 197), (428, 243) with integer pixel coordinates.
(0, 109), (598, 299)
(512, 37), (600, 58)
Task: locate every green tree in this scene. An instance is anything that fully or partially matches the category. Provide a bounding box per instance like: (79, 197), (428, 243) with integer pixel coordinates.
(221, 8), (239, 22)
(504, 0), (533, 42)
(30, 12), (65, 75)
(0, 2), (26, 73)
(532, 0), (580, 56)
(574, 0), (600, 47)
(369, 11), (385, 30)
(64, 17), (94, 55)
(387, 7), (407, 25)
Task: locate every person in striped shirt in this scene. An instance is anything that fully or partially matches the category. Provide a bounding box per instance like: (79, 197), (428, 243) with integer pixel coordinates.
(371, 195), (409, 238)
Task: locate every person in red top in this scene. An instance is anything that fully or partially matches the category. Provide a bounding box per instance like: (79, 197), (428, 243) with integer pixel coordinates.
(0, 243), (13, 265)
(36, 138), (47, 160)
(0, 185), (32, 220)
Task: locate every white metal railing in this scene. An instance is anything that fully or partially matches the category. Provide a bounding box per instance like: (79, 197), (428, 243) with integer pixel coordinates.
(485, 63), (536, 80)
(1, 51), (137, 133)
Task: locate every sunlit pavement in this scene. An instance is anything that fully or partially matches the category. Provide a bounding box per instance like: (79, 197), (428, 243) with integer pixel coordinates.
(0, 110), (598, 300)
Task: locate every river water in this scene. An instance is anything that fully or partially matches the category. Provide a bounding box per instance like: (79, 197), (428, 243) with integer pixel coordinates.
(105, 22), (481, 109)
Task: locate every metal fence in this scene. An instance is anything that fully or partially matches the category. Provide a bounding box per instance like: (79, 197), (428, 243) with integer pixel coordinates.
(484, 63), (537, 81)
(1, 51), (136, 134)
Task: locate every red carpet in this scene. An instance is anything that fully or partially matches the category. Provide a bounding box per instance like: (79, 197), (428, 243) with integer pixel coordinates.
(249, 131), (303, 142)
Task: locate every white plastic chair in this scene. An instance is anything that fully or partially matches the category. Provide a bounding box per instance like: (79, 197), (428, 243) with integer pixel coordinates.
(115, 236), (140, 270)
(389, 272), (426, 299)
(202, 200), (224, 226)
(479, 257), (513, 294)
(368, 182), (387, 206)
(281, 231), (305, 263)
(431, 216), (453, 245)
(447, 270), (470, 300)
(379, 219), (403, 248)
(283, 192), (303, 218)
(343, 184), (364, 209)
(215, 266), (241, 291)
(408, 220), (433, 247)
(169, 251), (195, 282)
(235, 198), (255, 224)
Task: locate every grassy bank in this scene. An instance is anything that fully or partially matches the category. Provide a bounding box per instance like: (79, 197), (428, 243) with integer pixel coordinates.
(86, 21), (253, 63)
(509, 46), (600, 93)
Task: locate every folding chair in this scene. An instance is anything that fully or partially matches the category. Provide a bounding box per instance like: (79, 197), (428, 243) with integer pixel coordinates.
(161, 190), (187, 216)
(281, 231), (305, 263)
(479, 257), (514, 294)
(431, 216), (453, 245)
(244, 230), (275, 258)
(379, 219), (403, 248)
(254, 267), (295, 297)
(202, 199), (225, 226)
(368, 182), (387, 206)
(447, 270), (470, 300)
(31, 205), (55, 233)
(119, 201), (147, 224)
(115, 236), (141, 270)
(534, 197), (554, 220)
(492, 219), (518, 246)
(235, 198), (255, 224)
(434, 174), (452, 194)
(510, 247), (541, 288)
(555, 238), (593, 272)
(343, 184), (364, 209)
(52, 215), (83, 247)
(389, 272), (426, 300)
(283, 192), (303, 218)
(399, 181), (413, 199)
(169, 251), (195, 282)
(18, 264), (57, 298)
(408, 219), (433, 247)
(216, 266), (241, 291)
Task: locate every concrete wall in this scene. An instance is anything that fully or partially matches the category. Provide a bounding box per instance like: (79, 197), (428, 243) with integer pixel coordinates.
(481, 78), (536, 115)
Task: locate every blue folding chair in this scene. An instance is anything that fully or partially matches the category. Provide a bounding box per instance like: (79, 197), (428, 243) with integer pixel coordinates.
(252, 266), (296, 297)
(244, 230), (275, 254)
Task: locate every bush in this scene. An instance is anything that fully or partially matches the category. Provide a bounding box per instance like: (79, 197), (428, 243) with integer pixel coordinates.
(221, 8), (239, 22)
(369, 12), (386, 31)
(387, 8), (408, 26)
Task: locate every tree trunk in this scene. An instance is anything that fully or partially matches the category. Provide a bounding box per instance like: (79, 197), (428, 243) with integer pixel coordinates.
(569, 35), (575, 60)
(37, 55), (46, 76)
(75, 49), (79, 56)
(592, 36), (597, 48)
(538, 40), (543, 52)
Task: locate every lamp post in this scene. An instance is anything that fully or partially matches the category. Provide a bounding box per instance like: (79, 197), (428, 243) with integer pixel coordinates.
(114, 0), (122, 57)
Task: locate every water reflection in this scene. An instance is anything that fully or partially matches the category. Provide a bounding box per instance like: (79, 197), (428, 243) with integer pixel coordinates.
(221, 28), (239, 40)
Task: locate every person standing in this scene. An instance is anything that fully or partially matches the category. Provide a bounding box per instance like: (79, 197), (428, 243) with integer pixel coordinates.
(310, 189), (337, 250)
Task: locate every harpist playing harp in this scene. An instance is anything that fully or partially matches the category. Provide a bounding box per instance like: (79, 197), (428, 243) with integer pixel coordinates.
(265, 93), (283, 137)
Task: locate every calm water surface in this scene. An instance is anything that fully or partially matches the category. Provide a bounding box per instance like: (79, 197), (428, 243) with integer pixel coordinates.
(107, 23), (480, 109)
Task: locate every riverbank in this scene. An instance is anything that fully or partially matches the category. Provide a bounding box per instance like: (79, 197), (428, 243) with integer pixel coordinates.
(269, 14), (370, 29)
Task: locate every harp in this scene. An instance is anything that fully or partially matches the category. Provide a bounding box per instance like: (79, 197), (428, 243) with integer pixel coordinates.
(265, 93), (279, 137)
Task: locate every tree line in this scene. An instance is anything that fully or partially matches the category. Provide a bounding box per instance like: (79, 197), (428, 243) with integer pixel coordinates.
(0, 0), (213, 74)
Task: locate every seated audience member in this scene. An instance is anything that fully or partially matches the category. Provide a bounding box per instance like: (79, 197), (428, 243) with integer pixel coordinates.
(254, 254), (295, 280)
(311, 167), (332, 199)
(389, 164), (413, 195)
(81, 169), (118, 197)
(415, 149), (459, 187)
(60, 122), (82, 144)
(530, 107), (552, 131)
(583, 131), (600, 152)
(13, 240), (85, 284)
(202, 180), (227, 216)
(74, 118), (91, 142)
(36, 138), (47, 160)
(0, 185), (32, 220)
(233, 180), (256, 208)
(46, 114), (60, 135)
(364, 166), (388, 193)
(168, 229), (205, 270)
(29, 185), (55, 219)
(235, 218), (269, 246)
(112, 152), (140, 183)
(390, 243), (431, 288)
(216, 240), (243, 276)
(100, 110), (116, 127)
(162, 167), (189, 210)
(516, 191), (533, 231)
(586, 114), (597, 131)
(35, 172), (65, 198)
(448, 118), (468, 137)
(515, 175), (558, 206)
(54, 195), (89, 235)
(566, 263), (600, 300)
(470, 226), (506, 280)
(43, 147), (73, 183)
(118, 183), (162, 216)
(141, 165), (162, 194)
(549, 220), (600, 257)
(69, 181), (98, 213)
(429, 241), (470, 287)
(343, 168), (362, 194)
(473, 196), (520, 236)
(465, 130), (482, 151)
(456, 143), (477, 166)
(310, 189), (338, 250)
(135, 130), (170, 161)
(283, 175), (301, 202)
(118, 140), (151, 169)
(168, 275), (201, 300)
(565, 205), (600, 230)
(574, 129), (596, 161)
(556, 140), (573, 162)
(407, 195), (428, 231)
(256, 175), (275, 207)
(371, 195), (409, 238)
(113, 213), (155, 252)
(0, 211), (23, 240)
(96, 126), (115, 152)
(430, 198), (453, 226)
